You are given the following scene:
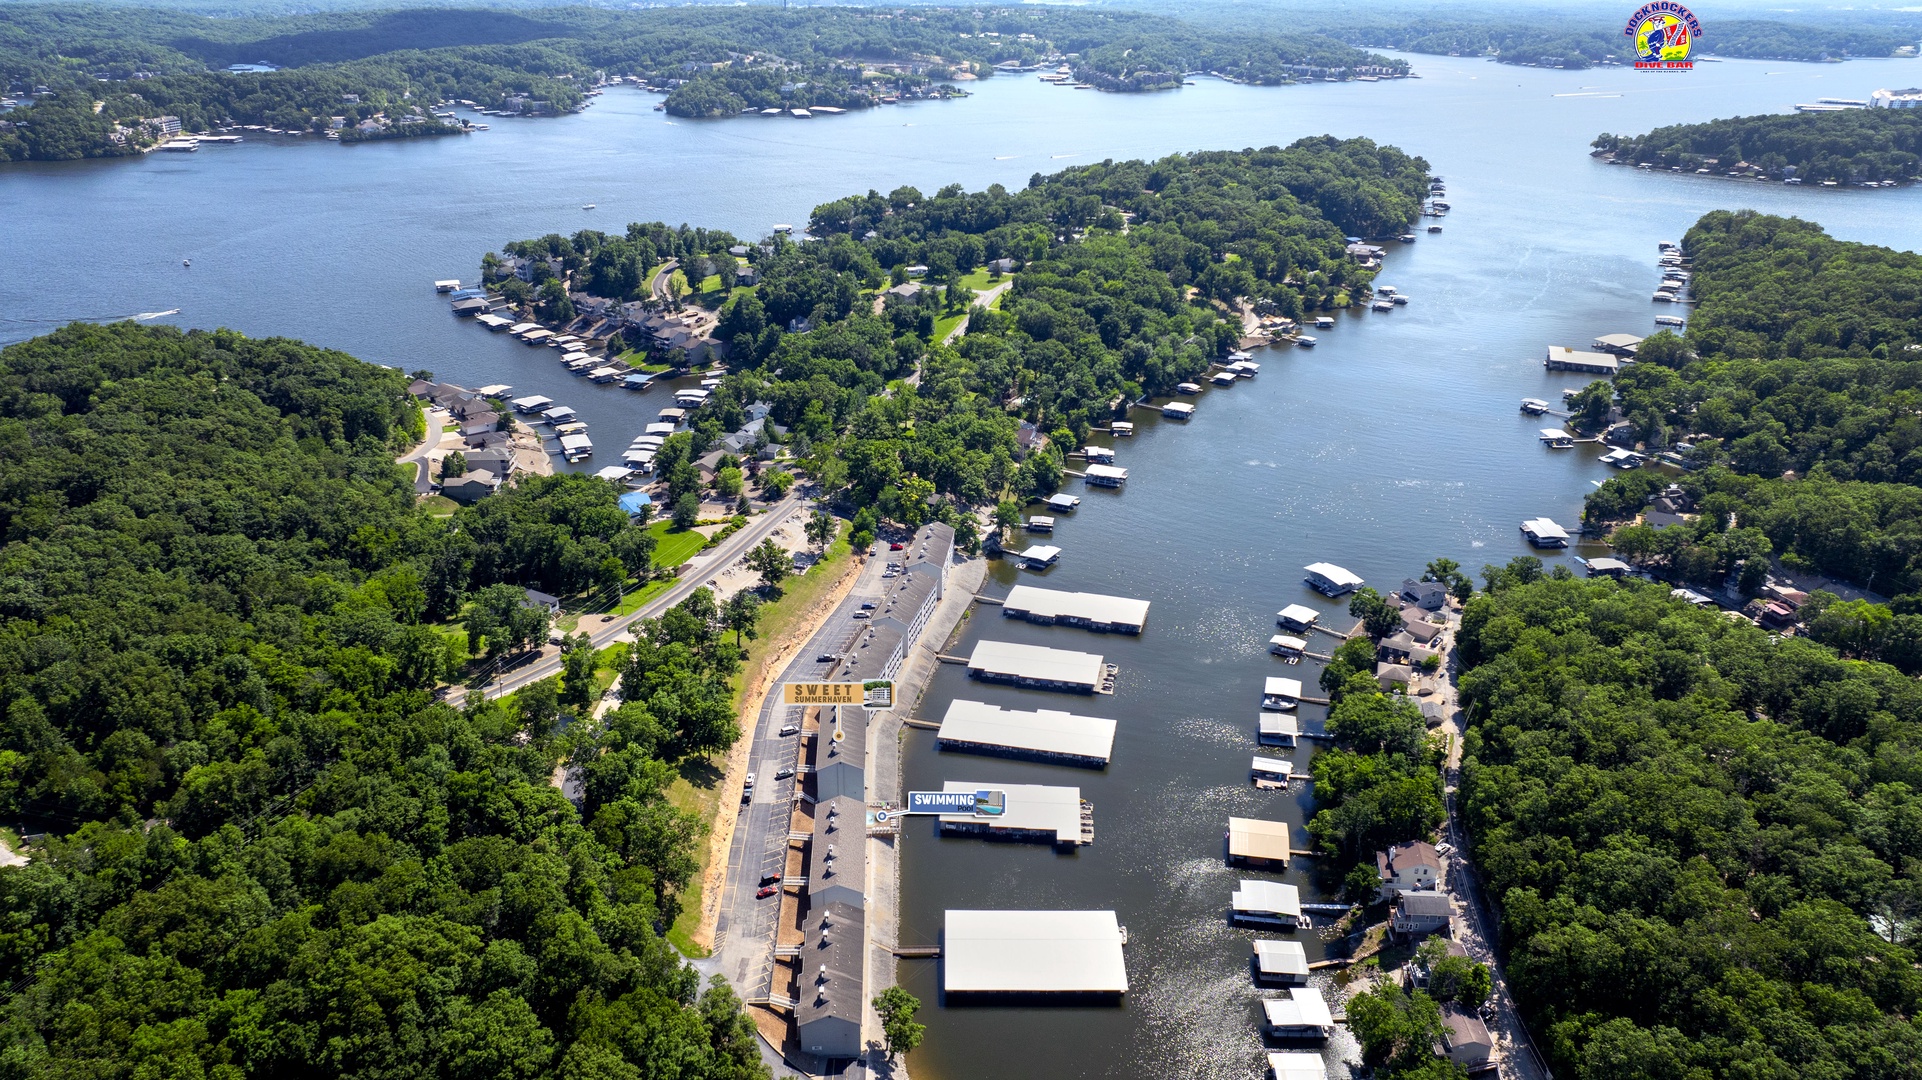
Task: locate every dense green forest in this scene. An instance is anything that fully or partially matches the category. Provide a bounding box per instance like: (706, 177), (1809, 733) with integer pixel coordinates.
(0, 2), (1402, 160)
(1456, 572), (1922, 1080)
(1576, 211), (1922, 631)
(488, 142), (1425, 534)
(1594, 110), (1922, 184)
(0, 322), (770, 1077)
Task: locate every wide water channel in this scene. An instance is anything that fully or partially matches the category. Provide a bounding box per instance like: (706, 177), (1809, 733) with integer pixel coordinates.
(6, 48), (1922, 1080)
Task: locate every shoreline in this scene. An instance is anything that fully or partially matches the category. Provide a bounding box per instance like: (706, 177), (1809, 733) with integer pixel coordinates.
(863, 555), (987, 1075)
(691, 544), (870, 953)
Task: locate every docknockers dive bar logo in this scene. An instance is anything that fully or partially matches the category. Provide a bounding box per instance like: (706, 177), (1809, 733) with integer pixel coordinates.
(1625, 2), (1702, 69)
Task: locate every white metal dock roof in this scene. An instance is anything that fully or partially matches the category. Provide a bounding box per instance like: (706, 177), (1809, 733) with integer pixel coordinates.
(1016, 544), (1062, 564)
(1264, 676), (1303, 700)
(1262, 988), (1334, 1030)
(1083, 463), (1128, 482)
(938, 700), (1116, 763)
(1269, 634), (1307, 653)
(943, 910), (1128, 993)
(939, 781), (1082, 842)
(1045, 493), (1080, 510)
(1269, 1052), (1325, 1080)
(1303, 562), (1364, 589)
(1233, 879), (1302, 918)
(967, 640), (1106, 688)
(1260, 713), (1301, 740)
(1522, 517), (1570, 541)
(1275, 604), (1319, 628)
(1252, 756), (1294, 779)
(1254, 939), (1309, 977)
(1229, 817), (1293, 863)
(1002, 586), (1151, 631)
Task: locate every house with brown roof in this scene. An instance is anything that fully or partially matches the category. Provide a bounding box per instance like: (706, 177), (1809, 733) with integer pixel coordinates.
(1439, 1005), (1495, 1072)
(1376, 840), (1443, 900)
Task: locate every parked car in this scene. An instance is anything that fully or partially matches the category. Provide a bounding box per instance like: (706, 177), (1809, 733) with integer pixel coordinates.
(779, 724), (800, 737)
(860, 602), (876, 610)
(756, 885), (779, 899)
(774, 766), (795, 780)
(817, 653), (839, 662)
(759, 873), (784, 886)
(852, 611), (871, 620)
(744, 772), (755, 787)
(889, 542), (904, 550)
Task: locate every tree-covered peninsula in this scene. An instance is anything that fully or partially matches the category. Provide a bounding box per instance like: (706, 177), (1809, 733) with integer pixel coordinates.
(1582, 209), (1922, 669)
(0, 2), (1405, 162)
(0, 322), (770, 1078)
(485, 141), (1425, 535)
(1456, 570), (1922, 1080)
(1594, 109), (1922, 185)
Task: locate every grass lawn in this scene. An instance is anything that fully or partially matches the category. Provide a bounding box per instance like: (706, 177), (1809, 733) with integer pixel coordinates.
(421, 494), (458, 517)
(663, 523), (852, 955)
(956, 266), (1001, 293)
(598, 519), (714, 617)
(651, 519), (708, 567)
(932, 309), (968, 342)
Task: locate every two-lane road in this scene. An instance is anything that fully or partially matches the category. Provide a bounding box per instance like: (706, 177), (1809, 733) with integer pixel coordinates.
(484, 492), (806, 698)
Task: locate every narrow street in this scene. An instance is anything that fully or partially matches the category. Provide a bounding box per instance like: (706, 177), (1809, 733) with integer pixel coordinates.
(483, 492), (805, 698)
(1433, 618), (1551, 1080)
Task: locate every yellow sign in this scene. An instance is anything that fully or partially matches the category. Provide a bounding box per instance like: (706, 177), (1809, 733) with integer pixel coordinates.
(782, 680), (895, 708)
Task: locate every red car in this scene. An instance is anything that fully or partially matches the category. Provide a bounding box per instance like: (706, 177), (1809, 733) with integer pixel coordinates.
(756, 884), (779, 899)
(889, 542), (904, 550)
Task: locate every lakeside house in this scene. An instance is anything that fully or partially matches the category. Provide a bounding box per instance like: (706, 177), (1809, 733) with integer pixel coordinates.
(1399, 578), (1448, 611)
(1375, 840), (1443, 900)
(440, 469), (500, 503)
(1391, 892), (1455, 937)
(1441, 1006), (1496, 1072)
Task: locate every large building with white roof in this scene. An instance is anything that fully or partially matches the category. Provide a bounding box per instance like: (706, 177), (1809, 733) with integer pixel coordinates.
(943, 910), (1129, 996)
(1000, 585), (1151, 634)
(937, 781), (1092, 846)
(936, 699), (1116, 767)
(967, 639), (1107, 693)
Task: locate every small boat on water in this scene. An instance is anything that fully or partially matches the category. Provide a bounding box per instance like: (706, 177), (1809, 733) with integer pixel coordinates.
(1428, 225), (1442, 233)
(1294, 335), (1318, 347)
(182, 258), (191, 267)
(1391, 294), (1409, 305)
(582, 203), (596, 209)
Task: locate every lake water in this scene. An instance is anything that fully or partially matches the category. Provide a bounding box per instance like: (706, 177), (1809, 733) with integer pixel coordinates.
(7, 50), (1922, 1080)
